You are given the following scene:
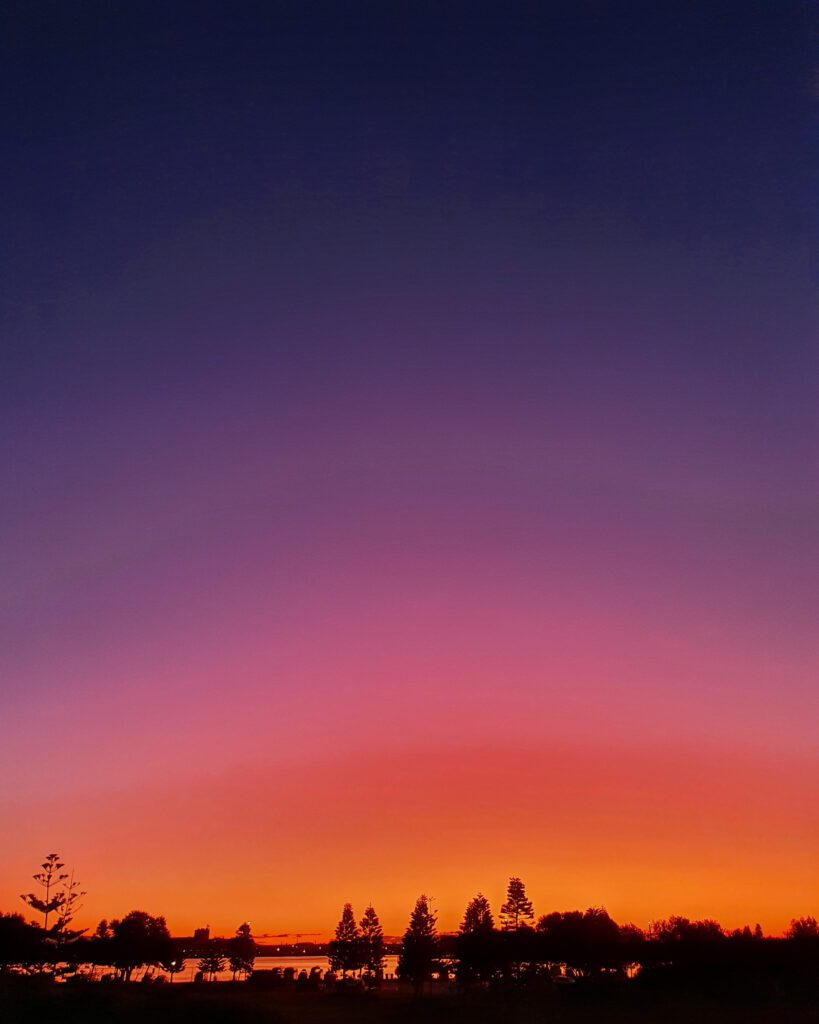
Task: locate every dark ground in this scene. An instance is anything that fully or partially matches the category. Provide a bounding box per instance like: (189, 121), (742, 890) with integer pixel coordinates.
(3, 981), (819, 1024)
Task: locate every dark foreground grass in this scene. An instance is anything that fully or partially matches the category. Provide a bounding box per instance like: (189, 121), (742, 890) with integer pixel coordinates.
(3, 982), (819, 1024)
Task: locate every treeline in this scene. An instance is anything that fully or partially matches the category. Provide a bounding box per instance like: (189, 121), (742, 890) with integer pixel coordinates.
(0, 910), (256, 982)
(1, 854), (255, 981)
(4, 855), (819, 995)
(338, 879), (819, 994)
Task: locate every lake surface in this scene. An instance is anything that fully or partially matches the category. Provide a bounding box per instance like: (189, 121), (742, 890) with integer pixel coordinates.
(154, 954), (400, 983)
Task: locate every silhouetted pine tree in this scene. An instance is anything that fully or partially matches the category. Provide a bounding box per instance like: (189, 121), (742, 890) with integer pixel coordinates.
(397, 894), (439, 991)
(461, 893), (494, 933)
(54, 869), (87, 948)
(500, 877), (534, 930)
(19, 854), (68, 933)
(457, 893), (498, 983)
(328, 903), (361, 977)
(360, 905), (385, 980)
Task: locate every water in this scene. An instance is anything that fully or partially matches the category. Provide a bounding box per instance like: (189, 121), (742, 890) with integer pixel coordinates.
(155, 954), (400, 983)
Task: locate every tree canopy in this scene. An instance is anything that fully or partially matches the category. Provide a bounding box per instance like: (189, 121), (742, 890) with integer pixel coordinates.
(500, 877), (534, 930)
(328, 903), (361, 977)
(397, 894), (439, 989)
(360, 905), (385, 979)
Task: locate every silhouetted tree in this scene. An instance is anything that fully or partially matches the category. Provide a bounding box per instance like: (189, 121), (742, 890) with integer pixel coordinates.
(328, 903), (362, 977)
(360, 905), (385, 980)
(0, 913), (44, 972)
(53, 869), (87, 954)
(643, 916), (726, 978)
(457, 893), (498, 982)
(500, 877), (534, 930)
(650, 916), (724, 943)
(786, 916), (819, 939)
(228, 922), (256, 980)
(110, 911), (172, 981)
(85, 920), (113, 977)
(397, 894), (439, 992)
(160, 951), (186, 982)
(198, 949), (227, 981)
(19, 854), (67, 933)
(537, 907), (625, 975)
(618, 922), (646, 965)
(462, 892), (494, 933)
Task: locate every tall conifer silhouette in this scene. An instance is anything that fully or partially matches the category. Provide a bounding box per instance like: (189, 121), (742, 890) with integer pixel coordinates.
(398, 894), (439, 991)
(500, 877), (534, 930)
(360, 904), (385, 979)
(328, 903), (361, 977)
(457, 893), (498, 982)
(19, 854), (68, 932)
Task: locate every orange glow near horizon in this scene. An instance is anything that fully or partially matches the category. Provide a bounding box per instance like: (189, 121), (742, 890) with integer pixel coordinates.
(2, 741), (816, 939)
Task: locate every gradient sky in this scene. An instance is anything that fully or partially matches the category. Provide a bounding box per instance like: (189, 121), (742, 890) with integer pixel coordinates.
(1, 1), (817, 937)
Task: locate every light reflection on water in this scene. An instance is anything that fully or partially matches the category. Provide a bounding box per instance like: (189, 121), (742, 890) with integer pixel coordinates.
(162, 954), (400, 983)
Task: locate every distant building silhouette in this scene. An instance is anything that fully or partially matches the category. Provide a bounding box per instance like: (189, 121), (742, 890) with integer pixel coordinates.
(193, 925), (210, 943)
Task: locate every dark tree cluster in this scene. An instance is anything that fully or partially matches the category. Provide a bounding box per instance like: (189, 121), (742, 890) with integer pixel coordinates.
(4, 857), (819, 1000)
(392, 877), (819, 997)
(192, 922), (259, 982)
(327, 903), (385, 981)
(100, 912), (174, 982)
(1, 853), (88, 974)
(227, 922), (257, 981)
(0, 907), (176, 980)
(1, 854), (257, 983)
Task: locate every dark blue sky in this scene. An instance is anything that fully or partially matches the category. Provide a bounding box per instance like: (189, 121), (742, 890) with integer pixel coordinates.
(3, 1), (815, 389)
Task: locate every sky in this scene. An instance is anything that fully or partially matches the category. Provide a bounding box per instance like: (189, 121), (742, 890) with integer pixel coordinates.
(1, 1), (817, 938)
